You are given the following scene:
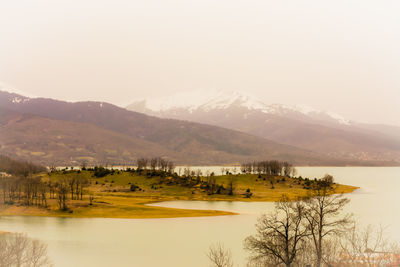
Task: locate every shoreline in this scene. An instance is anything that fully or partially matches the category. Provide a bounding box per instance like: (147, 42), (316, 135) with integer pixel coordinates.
(0, 168), (359, 220)
(0, 184), (358, 219)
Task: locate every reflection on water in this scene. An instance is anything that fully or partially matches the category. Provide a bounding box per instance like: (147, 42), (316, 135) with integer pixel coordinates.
(0, 167), (399, 267)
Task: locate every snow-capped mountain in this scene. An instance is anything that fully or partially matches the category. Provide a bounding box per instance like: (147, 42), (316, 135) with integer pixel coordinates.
(127, 89), (350, 126)
(128, 90), (267, 113)
(127, 90), (400, 164)
(0, 90), (347, 166)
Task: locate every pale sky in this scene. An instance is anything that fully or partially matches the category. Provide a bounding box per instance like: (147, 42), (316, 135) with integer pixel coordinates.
(0, 0), (399, 126)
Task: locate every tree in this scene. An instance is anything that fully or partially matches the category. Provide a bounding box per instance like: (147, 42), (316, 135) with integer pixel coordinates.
(0, 233), (52, 267)
(80, 160), (87, 170)
(167, 161), (175, 174)
(207, 173), (217, 195)
(282, 162), (293, 177)
(68, 176), (77, 200)
(244, 195), (309, 267)
(207, 243), (233, 267)
(338, 223), (400, 266)
(89, 194), (95, 205)
(57, 179), (69, 211)
(303, 180), (352, 267)
(136, 158), (148, 171)
(320, 174), (334, 187)
(150, 158), (158, 171)
(227, 176), (236, 196)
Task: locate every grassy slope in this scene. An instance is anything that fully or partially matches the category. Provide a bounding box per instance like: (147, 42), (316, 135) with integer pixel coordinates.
(0, 171), (358, 219)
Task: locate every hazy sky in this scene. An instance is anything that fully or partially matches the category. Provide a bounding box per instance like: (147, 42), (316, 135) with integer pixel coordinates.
(0, 0), (399, 125)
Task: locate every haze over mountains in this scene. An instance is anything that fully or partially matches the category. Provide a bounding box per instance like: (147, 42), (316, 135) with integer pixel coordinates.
(1, 90), (344, 166)
(127, 90), (400, 165)
(1, 89), (399, 166)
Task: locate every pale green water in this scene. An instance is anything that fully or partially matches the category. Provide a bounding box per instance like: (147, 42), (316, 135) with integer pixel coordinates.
(0, 167), (399, 267)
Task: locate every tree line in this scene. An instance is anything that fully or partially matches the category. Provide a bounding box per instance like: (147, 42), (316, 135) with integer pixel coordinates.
(136, 157), (175, 173)
(241, 160), (297, 177)
(0, 174), (90, 211)
(0, 155), (46, 177)
(78, 157), (176, 175)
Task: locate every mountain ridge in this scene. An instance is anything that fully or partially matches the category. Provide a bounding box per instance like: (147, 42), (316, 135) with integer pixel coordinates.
(127, 90), (400, 164)
(0, 90), (358, 166)
(127, 89), (352, 126)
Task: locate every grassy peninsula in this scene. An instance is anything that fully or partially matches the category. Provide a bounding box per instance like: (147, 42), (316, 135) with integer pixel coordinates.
(0, 166), (358, 219)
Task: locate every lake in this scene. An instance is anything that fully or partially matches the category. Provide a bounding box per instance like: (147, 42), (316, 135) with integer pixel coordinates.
(0, 167), (399, 267)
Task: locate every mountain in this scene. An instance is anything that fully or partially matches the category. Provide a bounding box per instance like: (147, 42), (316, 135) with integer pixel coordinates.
(0, 107), (173, 165)
(0, 90), (349, 166)
(127, 90), (400, 164)
(127, 90), (351, 125)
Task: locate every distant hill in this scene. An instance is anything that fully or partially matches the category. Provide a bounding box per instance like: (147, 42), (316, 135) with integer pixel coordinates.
(127, 89), (400, 164)
(0, 91), (356, 166)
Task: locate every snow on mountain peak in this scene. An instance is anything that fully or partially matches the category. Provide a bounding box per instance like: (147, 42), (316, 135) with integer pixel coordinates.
(129, 89), (268, 112)
(325, 111), (351, 125)
(127, 89), (350, 125)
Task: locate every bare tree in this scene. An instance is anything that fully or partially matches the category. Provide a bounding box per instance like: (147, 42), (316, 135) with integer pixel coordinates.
(207, 243), (234, 267)
(89, 194), (95, 205)
(227, 176), (236, 196)
(338, 223), (399, 266)
(80, 160), (87, 170)
(244, 195), (309, 267)
(207, 173), (217, 195)
(136, 158), (148, 171)
(57, 179), (69, 211)
(68, 175), (77, 200)
(282, 162), (293, 177)
(0, 233), (52, 267)
(303, 181), (352, 267)
(150, 158), (158, 171)
(167, 161), (175, 174)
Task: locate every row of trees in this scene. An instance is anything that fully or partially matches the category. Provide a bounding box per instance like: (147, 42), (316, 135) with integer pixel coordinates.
(136, 157), (175, 173)
(46, 175), (90, 211)
(0, 175), (90, 211)
(0, 177), (48, 207)
(241, 160), (297, 177)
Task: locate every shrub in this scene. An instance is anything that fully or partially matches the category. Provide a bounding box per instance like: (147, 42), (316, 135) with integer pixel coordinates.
(245, 188), (253, 198)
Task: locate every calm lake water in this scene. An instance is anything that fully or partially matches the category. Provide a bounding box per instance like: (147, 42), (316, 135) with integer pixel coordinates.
(0, 167), (399, 267)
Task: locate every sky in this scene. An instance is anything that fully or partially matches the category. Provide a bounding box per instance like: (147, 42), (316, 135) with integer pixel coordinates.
(0, 0), (399, 126)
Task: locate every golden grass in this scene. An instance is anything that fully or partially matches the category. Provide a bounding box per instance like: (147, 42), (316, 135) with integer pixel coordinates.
(0, 171), (358, 219)
(0, 197), (235, 219)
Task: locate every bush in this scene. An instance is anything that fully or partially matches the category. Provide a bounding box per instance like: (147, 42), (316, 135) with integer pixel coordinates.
(245, 188), (253, 198)
(130, 184), (140, 192)
(93, 166), (112, 178)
